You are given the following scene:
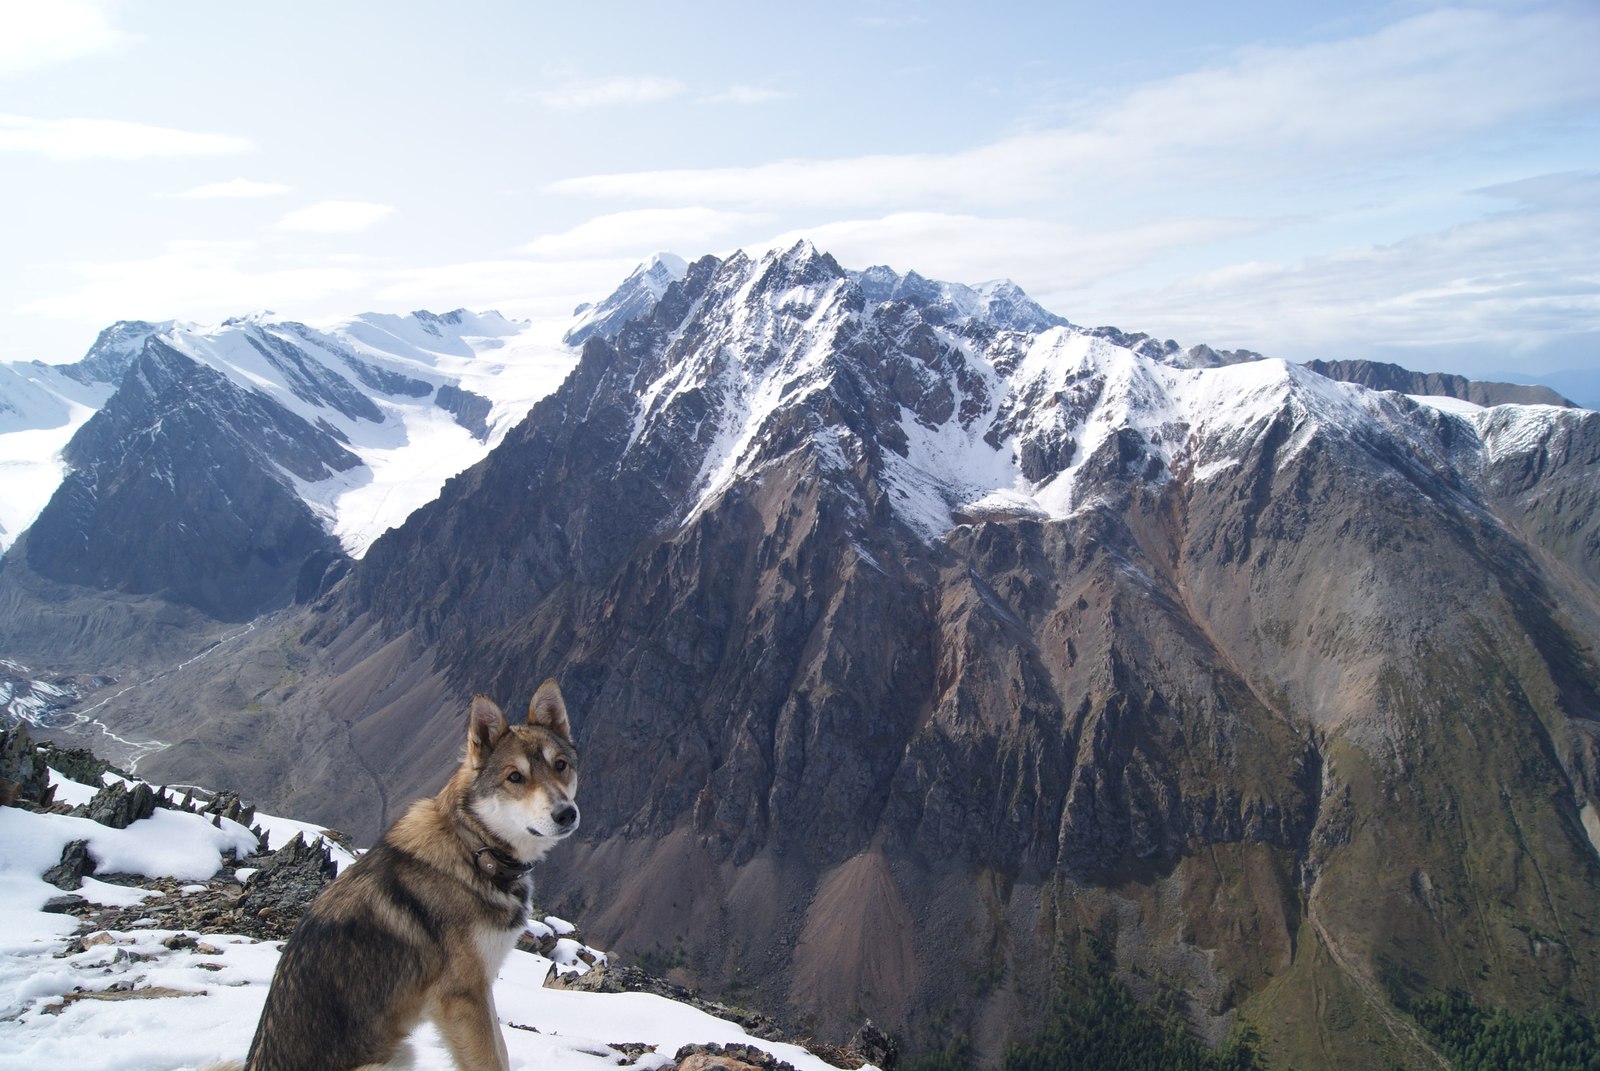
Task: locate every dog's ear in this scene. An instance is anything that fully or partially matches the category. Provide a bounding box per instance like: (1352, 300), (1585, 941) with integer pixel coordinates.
(528, 679), (571, 740)
(468, 694), (509, 765)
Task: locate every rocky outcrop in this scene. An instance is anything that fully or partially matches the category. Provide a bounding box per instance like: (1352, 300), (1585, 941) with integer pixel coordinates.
(1304, 358), (1572, 407)
(434, 383), (493, 440)
(0, 720), (52, 807)
(234, 834), (339, 938)
(73, 780), (159, 829)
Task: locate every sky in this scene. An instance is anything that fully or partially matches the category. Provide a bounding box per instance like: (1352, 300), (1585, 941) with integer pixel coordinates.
(2, 0), (1597, 383)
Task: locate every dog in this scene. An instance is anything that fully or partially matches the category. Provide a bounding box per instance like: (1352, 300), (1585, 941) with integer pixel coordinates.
(232, 681), (579, 1071)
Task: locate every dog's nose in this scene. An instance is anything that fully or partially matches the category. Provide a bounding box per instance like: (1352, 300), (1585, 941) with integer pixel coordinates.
(552, 803), (578, 829)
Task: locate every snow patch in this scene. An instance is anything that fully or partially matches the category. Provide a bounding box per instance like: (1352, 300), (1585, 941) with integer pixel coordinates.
(1408, 394), (1485, 417)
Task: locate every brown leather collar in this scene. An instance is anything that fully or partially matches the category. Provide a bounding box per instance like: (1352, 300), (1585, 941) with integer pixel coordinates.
(474, 844), (535, 889)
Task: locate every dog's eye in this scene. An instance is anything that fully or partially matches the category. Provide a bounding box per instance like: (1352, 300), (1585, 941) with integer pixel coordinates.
(553, 760), (569, 773)
(507, 770), (525, 784)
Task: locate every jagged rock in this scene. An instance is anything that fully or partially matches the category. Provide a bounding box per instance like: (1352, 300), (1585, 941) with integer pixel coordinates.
(74, 780), (159, 829)
(192, 788), (255, 828)
(672, 1043), (797, 1071)
(607, 1042), (658, 1065)
(43, 839), (96, 889)
(544, 962), (785, 1042)
(846, 1021), (897, 1071)
(545, 960), (687, 998)
(235, 833), (336, 937)
(0, 721), (51, 807)
(676, 1055), (765, 1071)
(36, 742), (122, 788)
(42, 894), (87, 914)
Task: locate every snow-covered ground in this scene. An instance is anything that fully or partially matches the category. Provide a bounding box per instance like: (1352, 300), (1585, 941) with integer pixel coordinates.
(0, 362), (115, 553)
(0, 769), (858, 1071)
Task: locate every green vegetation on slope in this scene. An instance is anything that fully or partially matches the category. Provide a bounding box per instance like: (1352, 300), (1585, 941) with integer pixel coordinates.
(1409, 990), (1600, 1071)
(906, 936), (1261, 1071)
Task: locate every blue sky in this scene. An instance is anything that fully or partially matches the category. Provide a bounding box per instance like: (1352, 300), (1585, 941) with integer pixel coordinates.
(3, 0), (1597, 381)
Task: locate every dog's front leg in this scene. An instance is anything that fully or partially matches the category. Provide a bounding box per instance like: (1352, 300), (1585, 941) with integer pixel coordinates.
(487, 989), (510, 1069)
(432, 988), (510, 1071)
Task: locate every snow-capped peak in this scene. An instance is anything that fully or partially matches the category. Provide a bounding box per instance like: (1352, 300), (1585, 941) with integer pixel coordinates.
(0, 309), (581, 558)
(596, 246), (1584, 546)
(563, 252), (690, 347)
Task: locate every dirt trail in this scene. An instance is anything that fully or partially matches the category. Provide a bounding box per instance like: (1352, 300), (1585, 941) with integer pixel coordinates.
(44, 618), (266, 773)
(1307, 903), (1450, 1070)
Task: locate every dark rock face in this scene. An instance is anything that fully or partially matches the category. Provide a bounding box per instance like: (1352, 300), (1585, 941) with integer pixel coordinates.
(0, 720), (51, 806)
(21, 341), (351, 621)
(434, 383), (493, 440)
(52, 319), (171, 387)
(1304, 357), (1573, 407)
(43, 839), (95, 889)
(73, 779), (159, 829)
(236, 833), (339, 936)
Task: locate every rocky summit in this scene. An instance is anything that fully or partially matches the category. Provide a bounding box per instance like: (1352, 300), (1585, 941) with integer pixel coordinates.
(3, 243), (1599, 1068)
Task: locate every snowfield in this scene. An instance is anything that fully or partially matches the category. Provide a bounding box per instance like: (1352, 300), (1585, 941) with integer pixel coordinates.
(0, 769), (864, 1071)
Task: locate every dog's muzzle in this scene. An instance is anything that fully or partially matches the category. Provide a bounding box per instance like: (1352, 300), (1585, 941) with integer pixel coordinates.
(530, 802), (579, 838)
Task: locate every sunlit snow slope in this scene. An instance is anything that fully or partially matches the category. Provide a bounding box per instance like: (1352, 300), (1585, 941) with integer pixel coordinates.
(0, 310), (580, 557)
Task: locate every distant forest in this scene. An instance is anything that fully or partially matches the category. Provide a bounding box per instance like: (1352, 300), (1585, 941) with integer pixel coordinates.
(1408, 989), (1600, 1071)
(904, 950), (1600, 1071)
(905, 936), (1260, 1071)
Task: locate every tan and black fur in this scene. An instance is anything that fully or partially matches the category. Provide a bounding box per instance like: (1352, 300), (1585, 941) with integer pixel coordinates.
(238, 680), (579, 1071)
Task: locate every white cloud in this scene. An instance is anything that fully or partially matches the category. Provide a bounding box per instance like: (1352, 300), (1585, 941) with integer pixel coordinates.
(751, 211), (1260, 302)
(1095, 171), (1600, 363)
(0, 0), (131, 77)
(376, 257), (642, 323)
(521, 75), (687, 111)
(548, 147), (988, 209)
(0, 115), (251, 160)
(1086, 6), (1599, 160)
(277, 201), (396, 233)
(548, 6), (1600, 210)
(700, 85), (791, 105)
(17, 240), (373, 324)
(178, 178), (292, 199)
(523, 207), (771, 258)
(18, 240), (645, 337)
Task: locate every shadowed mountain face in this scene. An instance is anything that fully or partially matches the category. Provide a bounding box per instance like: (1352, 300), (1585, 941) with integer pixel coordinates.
(12, 245), (1600, 1067)
(1304, 357), (1575, 408)
(19, 341), (352, 622)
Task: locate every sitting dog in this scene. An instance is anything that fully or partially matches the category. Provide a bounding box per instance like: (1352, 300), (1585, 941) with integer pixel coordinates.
(235, 681), (579, 1070)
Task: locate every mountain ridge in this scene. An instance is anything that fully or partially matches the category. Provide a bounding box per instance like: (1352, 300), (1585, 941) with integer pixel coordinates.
(0, 307), (580, 562)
